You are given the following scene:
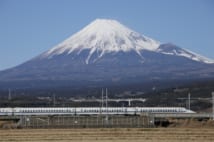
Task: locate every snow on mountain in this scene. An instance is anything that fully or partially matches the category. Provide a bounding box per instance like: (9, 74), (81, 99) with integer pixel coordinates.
(40, 19), (160, 64)
(0, 19), (214, 88)
(38, 19), (213, 64)
(157, 43), (214, 64)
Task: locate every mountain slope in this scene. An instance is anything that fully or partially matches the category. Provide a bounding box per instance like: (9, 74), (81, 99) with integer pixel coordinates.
(40, 19), (160, 64)
(38, 19), (213, 64)
(0, 19), (213, 89)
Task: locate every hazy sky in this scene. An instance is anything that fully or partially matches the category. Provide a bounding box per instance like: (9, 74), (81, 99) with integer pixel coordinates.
(0, 0), (214, 70)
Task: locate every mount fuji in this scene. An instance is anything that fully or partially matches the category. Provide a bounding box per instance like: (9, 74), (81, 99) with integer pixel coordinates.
(0, 19), (214, 89)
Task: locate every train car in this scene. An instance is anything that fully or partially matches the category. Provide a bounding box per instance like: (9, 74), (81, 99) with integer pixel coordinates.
(0, 107), (195, 116)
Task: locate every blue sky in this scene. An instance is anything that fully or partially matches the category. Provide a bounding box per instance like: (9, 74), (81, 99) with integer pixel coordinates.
(0, 0), (214, 70)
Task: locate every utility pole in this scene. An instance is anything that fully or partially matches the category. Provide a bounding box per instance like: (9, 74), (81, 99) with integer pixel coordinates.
(105, 88), (108, 124)
(53, 94), (56, 107)
(212, 92), (214, 120)
(8, 89), (11, 101)
(188, 93), (191, 110)
(106, 88), (108, 109)
(102, 88), (104, 108)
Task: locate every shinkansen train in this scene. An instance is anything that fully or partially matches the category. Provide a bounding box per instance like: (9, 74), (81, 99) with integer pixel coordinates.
(0, 107), (195, 116)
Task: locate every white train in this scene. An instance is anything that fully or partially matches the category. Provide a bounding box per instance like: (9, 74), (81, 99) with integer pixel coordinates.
(0, 107), (195, 116)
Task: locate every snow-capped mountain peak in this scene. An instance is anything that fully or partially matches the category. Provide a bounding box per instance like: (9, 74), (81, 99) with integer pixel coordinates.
(41, 19), (160, 63)
(1, 19), (214, 87)
(39, 19), (214, 64)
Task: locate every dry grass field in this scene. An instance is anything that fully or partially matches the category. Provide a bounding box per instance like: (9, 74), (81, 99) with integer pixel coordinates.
(0, 128), (214, 142)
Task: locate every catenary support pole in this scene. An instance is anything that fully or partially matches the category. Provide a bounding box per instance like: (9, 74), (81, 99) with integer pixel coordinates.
(188, 93), (191, 110)
(212, 92), (214, 120)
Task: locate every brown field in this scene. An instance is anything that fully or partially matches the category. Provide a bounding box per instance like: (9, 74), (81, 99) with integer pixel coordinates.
(0, 128), (214, 142)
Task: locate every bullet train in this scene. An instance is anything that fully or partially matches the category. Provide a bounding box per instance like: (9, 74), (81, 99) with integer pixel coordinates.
(0, 107), (195, 116)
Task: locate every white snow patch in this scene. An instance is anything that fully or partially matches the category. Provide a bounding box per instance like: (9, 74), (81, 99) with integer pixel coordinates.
(40, 19), (214, 64)
(41, 19), (160, 62)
